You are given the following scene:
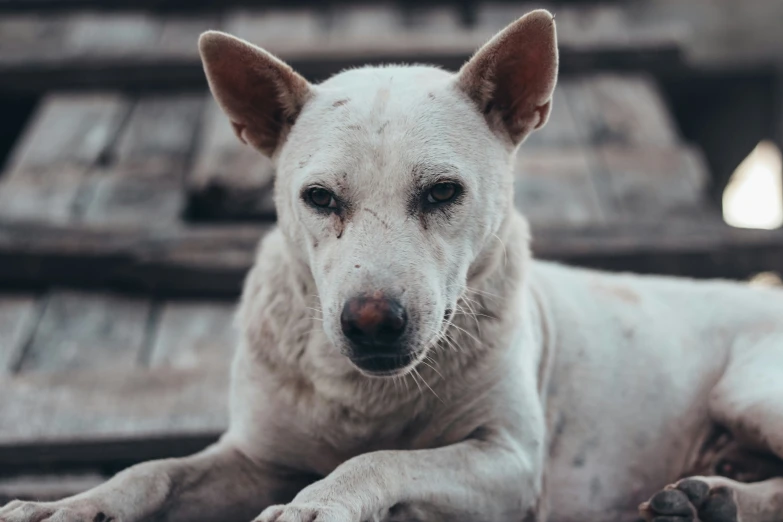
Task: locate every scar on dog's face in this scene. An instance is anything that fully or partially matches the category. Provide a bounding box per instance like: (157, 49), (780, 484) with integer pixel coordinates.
(199, 10), (558, 376)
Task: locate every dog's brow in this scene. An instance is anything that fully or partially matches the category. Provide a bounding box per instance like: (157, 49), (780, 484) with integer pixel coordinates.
(412, 163), (458, 182)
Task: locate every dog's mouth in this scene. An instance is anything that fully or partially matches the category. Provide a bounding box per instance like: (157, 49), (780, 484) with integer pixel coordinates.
(343, 308), (454, 378)
(349, 352), (418, 377)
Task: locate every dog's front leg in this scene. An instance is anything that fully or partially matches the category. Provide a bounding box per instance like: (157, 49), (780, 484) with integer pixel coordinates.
(257, 432), (542, 522)
(0, 439), (312, 522)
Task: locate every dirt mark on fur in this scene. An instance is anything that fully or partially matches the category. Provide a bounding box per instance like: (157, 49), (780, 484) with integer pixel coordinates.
(592, 282), (640, 304)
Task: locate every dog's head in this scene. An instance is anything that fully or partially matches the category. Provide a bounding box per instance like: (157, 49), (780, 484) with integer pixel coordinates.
(199, 11), (557, 377)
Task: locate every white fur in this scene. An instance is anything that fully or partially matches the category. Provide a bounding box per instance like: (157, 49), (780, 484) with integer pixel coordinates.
(2, 10), (783, 522)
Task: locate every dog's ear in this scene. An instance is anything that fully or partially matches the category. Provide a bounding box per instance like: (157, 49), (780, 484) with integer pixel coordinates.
(199, 31), (313, 156)
(456, 10), (558, 145)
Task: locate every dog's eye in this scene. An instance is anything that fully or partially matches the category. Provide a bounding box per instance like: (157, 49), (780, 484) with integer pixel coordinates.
(308, 188), (337, 209)
(428, 183), (458, 204)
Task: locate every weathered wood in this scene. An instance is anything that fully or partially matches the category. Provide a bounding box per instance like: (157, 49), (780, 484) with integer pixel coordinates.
(187, 99), (276, 220)
(0, 472), (105, 503)
(0, 15), (69, 67)
(0, 94), (128, 223)
(62, 12), (162, 61)
(597, 145), (711, 221)
(402, 6), (466, 55)
(0, 220), (265, 297)
(629, 0), (783, 68)
(82, 177), (188, 227)
(0, 366), (227, 465)
(0, 296), (38, 376)
(111, 95), (206, 180)
(4, 94), (127, 172)
(322, 4), (466, 58)
(17, 291), (152, 373)
(155, 15), (221, 61)
(225, 8), (322, 60)
(515, 148), (605, 227)
(324, 4), (403, 58)
(563, 75), (679, 146)
(149, 301), (237, 370)
(83, 95), (205, 226)
(0, 4), (685, 93)
(475, 3), (683, 69)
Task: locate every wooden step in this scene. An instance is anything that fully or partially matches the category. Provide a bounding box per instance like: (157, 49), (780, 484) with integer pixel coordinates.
(0, 291), (236, 467)
(0, 4), (685, 92)
(0, 472), (106, 504)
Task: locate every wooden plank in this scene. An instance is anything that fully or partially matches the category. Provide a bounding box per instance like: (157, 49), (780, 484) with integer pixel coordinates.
(225, 9), (322, 60)
(475, 3), (549, 34)
(629, 0), (783, 68)
(0, 93), (128, 223)
(323, 4), (467, 58)
(4, 94), (127, 173)
(326, 4), (402, 57)
(111, 95), (205, 180)
(563, 75), (680, 146)
(515, 148), (605, 227)
(403, 6), (467, 55)
(0, 472), (105, 503)
(0, 366), (227, 464)
(475, 3), (684, 61)
(0, 15), (70, 67)
(597, 145), (711, 221)
(149, 301), (237, 370)
(0, 220), (265, 297)
(62, 12), (162, 61)
(83, 95), (205, 226)
(187, 99), (276, 220)
(82, 177), (187, 227)
(16, 291), (151, 373)
(154, 15), (222, 61)
(0, 296), (38, 376)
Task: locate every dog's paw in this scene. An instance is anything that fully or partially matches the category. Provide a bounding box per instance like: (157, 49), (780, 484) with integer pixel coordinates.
(256, 502), (356, 522)
(639, 478), (738, 522)
(0, 500), (110, 522)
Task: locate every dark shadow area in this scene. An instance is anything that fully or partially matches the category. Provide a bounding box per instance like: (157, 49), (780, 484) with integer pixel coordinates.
(660, 70), (780, 207)
(0, 95), (38, 173)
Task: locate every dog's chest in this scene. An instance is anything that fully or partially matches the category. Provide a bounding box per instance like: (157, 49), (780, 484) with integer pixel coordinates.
(297, 390), (478, 477)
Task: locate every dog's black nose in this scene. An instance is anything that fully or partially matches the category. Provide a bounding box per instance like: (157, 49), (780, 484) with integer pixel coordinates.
(340, 294), (407, 354)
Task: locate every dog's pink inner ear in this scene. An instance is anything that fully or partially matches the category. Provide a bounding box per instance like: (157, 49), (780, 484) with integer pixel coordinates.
(199, 31), (312, 156)
(456, 9), (558, 144)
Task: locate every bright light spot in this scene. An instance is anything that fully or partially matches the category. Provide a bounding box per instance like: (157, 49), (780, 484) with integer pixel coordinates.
(722, 140), (783, 230)
(748, 271), (782, 287)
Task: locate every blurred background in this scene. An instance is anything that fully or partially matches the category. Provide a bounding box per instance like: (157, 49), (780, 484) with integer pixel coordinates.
(1, 0), (783, 504)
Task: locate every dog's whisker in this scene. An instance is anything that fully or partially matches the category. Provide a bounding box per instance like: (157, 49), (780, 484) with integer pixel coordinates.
(407, 369), (424, 395)
(448, 321), (483, 347)
(420, 357), (445, 382)
(491, 232), (508, 267)
(454, 303), (482, 333)
(413, 366), (443, 403)
(463, 285), (506, 302)
(441, 332), (463, 354)
(458, 296), (490, 320)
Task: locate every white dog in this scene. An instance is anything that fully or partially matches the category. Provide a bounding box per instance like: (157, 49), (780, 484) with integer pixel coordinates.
(2, 9), (782, 522)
